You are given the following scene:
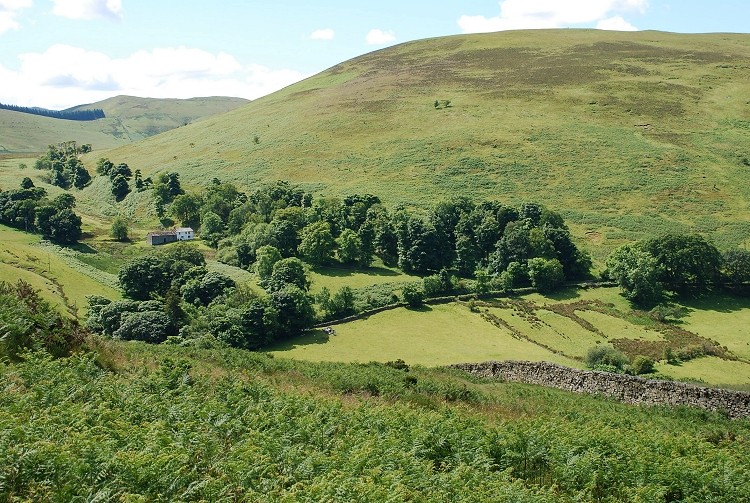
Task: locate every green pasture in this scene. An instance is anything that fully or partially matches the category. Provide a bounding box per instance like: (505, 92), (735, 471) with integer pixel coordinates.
(0, 225), (121, 316)
(308, 263), (419, 294)
(268, 302), (582, 367)
(271, 286), (750, 385)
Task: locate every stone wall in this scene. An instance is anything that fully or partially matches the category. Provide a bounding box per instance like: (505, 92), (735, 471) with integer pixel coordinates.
(451, 360), (750, 419)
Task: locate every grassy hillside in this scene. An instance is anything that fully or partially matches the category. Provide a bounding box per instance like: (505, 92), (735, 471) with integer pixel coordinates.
(97, 30), (750, 259)
(0, 95), (248, 154)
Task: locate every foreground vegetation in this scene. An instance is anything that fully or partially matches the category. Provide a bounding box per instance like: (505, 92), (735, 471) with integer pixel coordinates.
(1, 342), (749, 501)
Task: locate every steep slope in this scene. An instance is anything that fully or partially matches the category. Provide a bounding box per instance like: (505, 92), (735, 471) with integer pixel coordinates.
(99, 30), (750, 253)
(0, 95), (248, 154)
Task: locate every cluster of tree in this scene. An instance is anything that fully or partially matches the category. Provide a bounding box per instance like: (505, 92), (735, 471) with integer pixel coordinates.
(91, 243), (235, 342)
(0, 280), (85, 361)
(605, 233), (750, 306)
(0, 102), (104, 121)
(34, 141), (92, 190)
(96, 158), (153, 201)
(92, 240), (316, 350)
(160, 180), (589, 294)
(584, 345), (655, 375)
(0, 179), (82, 243)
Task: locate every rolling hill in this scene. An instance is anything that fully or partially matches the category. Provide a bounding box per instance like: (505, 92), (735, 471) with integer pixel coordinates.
(0, 95), (248, 154)
(94, 29), (750, 257)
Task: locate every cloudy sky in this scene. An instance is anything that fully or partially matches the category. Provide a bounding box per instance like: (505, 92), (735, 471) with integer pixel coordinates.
(1, 0), (748, 109)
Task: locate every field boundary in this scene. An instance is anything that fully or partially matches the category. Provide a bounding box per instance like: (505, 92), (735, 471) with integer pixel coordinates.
(452, 360), (750, 419)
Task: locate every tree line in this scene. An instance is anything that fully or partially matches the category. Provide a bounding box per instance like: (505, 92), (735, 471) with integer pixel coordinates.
(34, 141), (92, 190)
(0, 178), (83, 243)
(0, 103), (104, 121)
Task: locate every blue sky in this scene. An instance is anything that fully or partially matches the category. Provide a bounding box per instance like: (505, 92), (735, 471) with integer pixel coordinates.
(1, 0), (748, 109)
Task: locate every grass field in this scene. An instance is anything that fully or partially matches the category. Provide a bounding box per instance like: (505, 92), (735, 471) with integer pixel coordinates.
(270, 287), (750, 386)
(0, 225), (121, 316)
(269, 302), (582, 367)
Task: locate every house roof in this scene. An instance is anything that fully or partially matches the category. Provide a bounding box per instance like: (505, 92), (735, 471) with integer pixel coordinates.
(146, 230), (176, 237)
(175, 227), (194, 232)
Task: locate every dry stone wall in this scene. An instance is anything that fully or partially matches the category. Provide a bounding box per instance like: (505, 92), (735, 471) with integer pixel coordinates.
(451, 360), (750, 419)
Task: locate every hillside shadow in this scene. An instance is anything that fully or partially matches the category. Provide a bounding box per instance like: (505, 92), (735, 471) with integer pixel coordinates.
(268, 329), (330, 351)
(679, 292), (750, 314)
(543, 287), (581, 301)
(67, 242), (97, 254)
(314, 265), (403, 279)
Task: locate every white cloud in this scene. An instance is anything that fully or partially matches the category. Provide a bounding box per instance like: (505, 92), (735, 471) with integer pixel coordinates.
(366, 28), (396, 45)
(310, 28), (334, 40)
(596, 16), (637, 31)
(1, 44), (307, 109)
(458, 0), (647, 33)
(0, 0), (32, 34)
(51, 0), (123, 21)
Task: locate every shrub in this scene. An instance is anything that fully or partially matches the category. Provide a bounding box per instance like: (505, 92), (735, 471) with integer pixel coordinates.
(401, 283), (424, 308)
(631, 356), (655, 375)
(585, 345), (629, 372)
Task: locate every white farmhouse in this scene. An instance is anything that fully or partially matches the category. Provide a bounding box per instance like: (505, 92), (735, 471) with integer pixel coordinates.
(175, 227), (195, 241)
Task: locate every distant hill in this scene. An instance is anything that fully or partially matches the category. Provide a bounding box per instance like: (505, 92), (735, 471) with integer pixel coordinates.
(0, 103), (104, 121)
(0, 95), (249, 154)
(98, 30), (750, 255)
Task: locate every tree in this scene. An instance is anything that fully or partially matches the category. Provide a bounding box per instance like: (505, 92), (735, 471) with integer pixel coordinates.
(114, 310), (172, 343)
(255, 245), (282, 285)
(585, 345), (629, 372)
(266, 257), (310, 292)
(269, 285), (315, 337)
(200, 211), (224, 248)
(722, 248), (750, 285)
(170, 193), (202, 228)
(110, 216), (129, 241)
(118, 255), (169, 300)
(20, 177), (34, 189)
(52, 193), (76, 210)
(527, 257), (564, 292)
(111, 174), (130, 201)
(644, 234), (721, 294)
(181, 271), (235, 306)
(336, 228), (362, 265)
(298, 221), (335, 265)
(605, 243), (664, 307)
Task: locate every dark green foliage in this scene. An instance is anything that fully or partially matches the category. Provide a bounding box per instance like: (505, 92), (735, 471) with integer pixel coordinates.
(270, 285), (315, 337)
(0, 280), (85, 360)
(181, 271), (235, 306)
(402, 283), (425, 307)
(631, 356), (656, 375)
(318, 286), (356, 319)
(722, 248), (750, 285)
(255, 245), (282, 285)
(118, 243), (206, 300)
(170, 193), (202, 228)
(0, 102), (103, 120)
(606, 243), (665, 307)
(585, 345), (630, 372)
(297, 220), (335, 265)
(110, 174), (129, 201)
(527, 257), (564, 292)
(266, 257), (310, 292)
(20, 177), (34, 189)
(644, 234), (722, 294)
(114, 310), (172, 343)
(110, 216), (129, 241)
(33, 142), (92, 189)
(336, 228), (362, 265)
(200, 211), (224, 247)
